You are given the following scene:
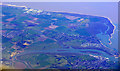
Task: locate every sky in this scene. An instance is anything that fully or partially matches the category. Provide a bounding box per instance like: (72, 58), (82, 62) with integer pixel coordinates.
(1, 0), (120, 2)
(3, 2), (118, 24)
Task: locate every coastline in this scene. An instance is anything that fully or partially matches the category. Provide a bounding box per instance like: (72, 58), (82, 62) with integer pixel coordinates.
(2, 3), (116, 45)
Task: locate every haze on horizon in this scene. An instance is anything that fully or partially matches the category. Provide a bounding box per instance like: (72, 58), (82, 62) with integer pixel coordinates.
(3, 2), (118, 24)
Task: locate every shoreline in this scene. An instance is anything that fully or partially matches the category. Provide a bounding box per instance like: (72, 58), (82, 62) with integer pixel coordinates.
(2, 3), (116, 44)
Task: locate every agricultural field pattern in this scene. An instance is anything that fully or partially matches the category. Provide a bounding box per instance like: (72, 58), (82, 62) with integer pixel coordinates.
(1, 4), (119, 69)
